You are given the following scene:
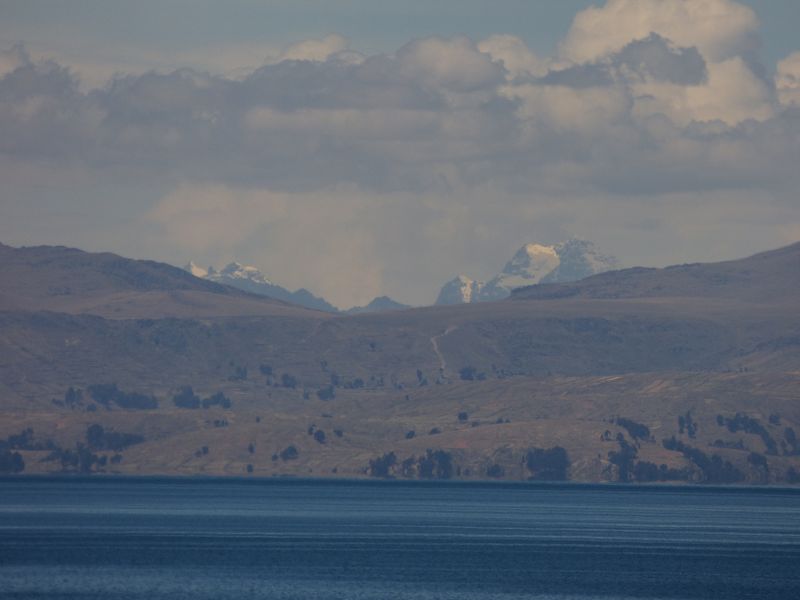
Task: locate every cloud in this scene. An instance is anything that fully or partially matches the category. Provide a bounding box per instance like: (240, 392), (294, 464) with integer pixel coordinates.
(776, 51), (800, 107)
(273, 34), (355, 63)
(478, 35), (546, 80)
(0, 0), (799, 305)
(0, 44), (31, 78)
(560, 0), (759, 63)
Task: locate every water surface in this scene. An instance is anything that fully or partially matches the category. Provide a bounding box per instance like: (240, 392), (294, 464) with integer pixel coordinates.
(1, 478), (798, 599)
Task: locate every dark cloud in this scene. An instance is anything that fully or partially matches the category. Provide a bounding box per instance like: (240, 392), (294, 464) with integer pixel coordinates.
(615, 33), (707, 85)
(537, 33), (707, 88)
(0, 35), (794, 199)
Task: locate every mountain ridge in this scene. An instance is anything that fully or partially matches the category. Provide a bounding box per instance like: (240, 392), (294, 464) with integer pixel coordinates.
(436, 239), (620, 305)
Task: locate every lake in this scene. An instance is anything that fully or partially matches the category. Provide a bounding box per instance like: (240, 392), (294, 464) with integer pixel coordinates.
(0, 478), (798, 599)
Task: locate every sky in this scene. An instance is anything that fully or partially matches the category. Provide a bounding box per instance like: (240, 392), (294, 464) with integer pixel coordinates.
(1, 0), (799, 308)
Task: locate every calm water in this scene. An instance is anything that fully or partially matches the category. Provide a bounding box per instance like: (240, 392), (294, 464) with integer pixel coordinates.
(0, 478), (799, 599)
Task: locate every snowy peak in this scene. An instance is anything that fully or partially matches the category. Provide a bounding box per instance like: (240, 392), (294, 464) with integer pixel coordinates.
(435, 239), (620, 305)
(490, 243), (562, 292)
(435, 275), (483, 305)
(541, 239), (620, 284)
(183, 260), (337, 313)
(217, 261), (273, 285)
(184, 261), (209, 279)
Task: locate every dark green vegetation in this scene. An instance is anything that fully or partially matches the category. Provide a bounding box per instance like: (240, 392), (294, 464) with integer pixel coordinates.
(1, 241), (800, 483)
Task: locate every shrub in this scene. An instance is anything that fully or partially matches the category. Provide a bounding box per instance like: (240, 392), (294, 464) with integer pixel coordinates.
(369, 452), (397, 478)
(280, 446), (298, 461)
(526, 447), (570, 481)
(0, 450), (24, 473)
(615, 417), (650, 441)
(172, 386), (201, 409)
(85, 424), (144, 451)
(202, 392), (232, 409)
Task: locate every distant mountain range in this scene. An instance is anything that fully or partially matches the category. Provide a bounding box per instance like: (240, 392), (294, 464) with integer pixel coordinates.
(185, 261), (340, 313)
(185, 261), (411, 314)
(185, 239), (616, 313)
(436, 239), (619, 305)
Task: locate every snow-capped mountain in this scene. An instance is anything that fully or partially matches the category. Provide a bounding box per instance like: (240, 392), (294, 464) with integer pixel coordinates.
(183, 261), (338, 313)
(435, 275), (484, 305)
(435, 239), (620, 305)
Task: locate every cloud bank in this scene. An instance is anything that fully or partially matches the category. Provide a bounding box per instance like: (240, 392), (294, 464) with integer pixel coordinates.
(0, 0), (798, 307)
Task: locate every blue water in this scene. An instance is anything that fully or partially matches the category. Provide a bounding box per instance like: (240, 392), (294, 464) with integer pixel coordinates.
(0, 478), (799, 599)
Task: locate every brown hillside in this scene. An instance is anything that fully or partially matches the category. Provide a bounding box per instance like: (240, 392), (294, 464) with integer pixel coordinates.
(0, 243), (326, 318)
(1, 241), (799, 484)
(512, 241), (800, 303)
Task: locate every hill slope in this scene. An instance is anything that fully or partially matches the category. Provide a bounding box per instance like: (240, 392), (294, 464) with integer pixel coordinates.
(0, 243), (325, 319)
(1, 241), (799, 484)
(513, 241), (800, 304)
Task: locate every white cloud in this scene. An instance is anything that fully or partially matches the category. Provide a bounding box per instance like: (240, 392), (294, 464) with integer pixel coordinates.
(395, 36), (504, 92)
(273, 34), (353, 63)
(561, 0), (759, 63)
(776, 51), (800, 107)
(631, 57), (775, 125)
(0, 44), (30, 78)
(478, 35), (547, 79)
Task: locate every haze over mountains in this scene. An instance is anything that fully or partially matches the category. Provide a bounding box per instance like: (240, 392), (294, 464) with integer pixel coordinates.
(1, 240), (799, 485)
(185, 238), (617, 312)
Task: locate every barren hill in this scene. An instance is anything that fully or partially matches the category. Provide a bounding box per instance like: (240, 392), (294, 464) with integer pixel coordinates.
(1, 241), (799, 485)
(512, 241), (800, 304)
(0, 243), (325, 319)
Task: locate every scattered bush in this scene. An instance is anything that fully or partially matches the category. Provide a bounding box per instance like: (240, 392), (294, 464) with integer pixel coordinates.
(202, 392), (232, 409)
(279, 446), (299, 461)
(718, 413), (777, 454)
(369, 452), (397, 478)
(86, 424), (144, 451)
(632, 461), (688, 482)
(678, 411), (698, 438)
(87, 384), (158, 410)
(526, 447), (570, 481)
(172, 386), (201, 409)
(0, 450), (24, 473)
(608, 438), (637, 482)
(615, 417), (650, 441)
(417, 449), (454, 479)
(663, 436), (744, 483)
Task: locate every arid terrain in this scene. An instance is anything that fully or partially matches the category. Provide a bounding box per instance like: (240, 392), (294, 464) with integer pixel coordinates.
(1, 241), (799, 484)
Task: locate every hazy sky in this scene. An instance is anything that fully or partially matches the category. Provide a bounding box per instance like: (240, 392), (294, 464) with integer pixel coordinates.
(1, 0), (799, 308)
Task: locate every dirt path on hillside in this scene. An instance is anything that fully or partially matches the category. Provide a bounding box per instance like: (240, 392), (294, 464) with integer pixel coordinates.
(430, 325), (458, 372)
